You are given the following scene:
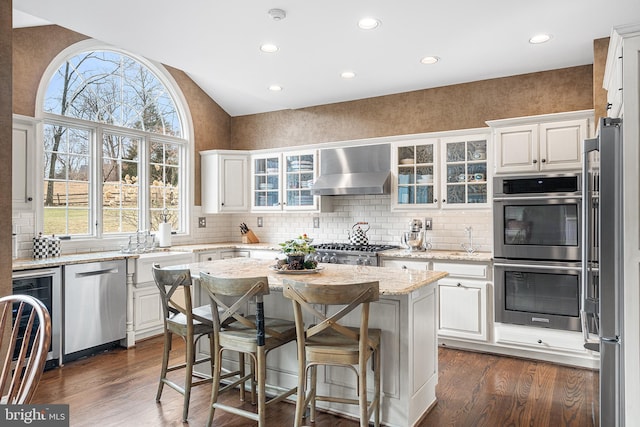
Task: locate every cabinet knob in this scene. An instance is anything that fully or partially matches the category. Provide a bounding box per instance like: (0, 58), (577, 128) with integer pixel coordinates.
(532, 159), (538, 164)
(457, 282), (462, 287)
(27, 197), (33, 201)
(434, 199), (438, 203)
(402, 265), (408, 269)
(221, 202), (225, 206)
(442, 199), (446, 203)
(541, 158), (546, 163)
(537, 339), (543, 344)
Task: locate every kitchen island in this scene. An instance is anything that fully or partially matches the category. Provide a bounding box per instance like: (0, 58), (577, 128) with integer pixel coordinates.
(182, 258), (448, 427)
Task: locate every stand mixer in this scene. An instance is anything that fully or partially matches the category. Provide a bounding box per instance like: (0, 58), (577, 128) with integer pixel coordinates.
(401, 219), (432, 251)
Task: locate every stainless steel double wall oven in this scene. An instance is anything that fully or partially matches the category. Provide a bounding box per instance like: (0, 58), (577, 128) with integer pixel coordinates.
(493, 174), (583, 331)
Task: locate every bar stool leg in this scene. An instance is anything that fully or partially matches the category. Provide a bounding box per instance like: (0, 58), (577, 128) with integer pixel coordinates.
(257, 347), (267, 427)
(207, 347), (223, 427)
(183, 334), (194, 422)
(156, 330), (172, 402)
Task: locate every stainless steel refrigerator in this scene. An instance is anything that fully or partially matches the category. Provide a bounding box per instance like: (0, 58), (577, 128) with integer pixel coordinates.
(582, 117), (624, 426)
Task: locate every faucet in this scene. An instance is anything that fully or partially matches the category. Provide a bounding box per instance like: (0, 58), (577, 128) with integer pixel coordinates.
(460, 226), (478, 254)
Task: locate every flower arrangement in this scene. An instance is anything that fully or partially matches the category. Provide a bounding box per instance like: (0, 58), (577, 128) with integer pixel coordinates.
(279, 234), (315, 256)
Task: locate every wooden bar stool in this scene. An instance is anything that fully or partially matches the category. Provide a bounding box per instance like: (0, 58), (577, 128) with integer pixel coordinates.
(283, 279), (381, 427)
(151, 264), (218, 422)
(199, 273), (298, 427)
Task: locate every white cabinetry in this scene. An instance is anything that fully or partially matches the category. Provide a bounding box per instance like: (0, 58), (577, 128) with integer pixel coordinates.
(440, 134), (489, 207)
(495, 324), (589, 356)
(489, 111), (591, 174)
(433, 261), (490, 342)
(12, 116), (36, 210)
(132, 252), (194, 341)
(391, 132), (490, 210)
(201, 150), (249, 213)
(392, 139), (439, 209)
(251, 150), (328, 212)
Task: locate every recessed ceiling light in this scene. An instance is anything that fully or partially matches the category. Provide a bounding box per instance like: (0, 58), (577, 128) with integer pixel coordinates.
(268, 84), (282, 92)
(529, 33), (552, 44)
(341, 71), (356, 79)
(420, 56), (439, 65)
(358, 17), (380, 30)
(260, 43), (279, 53)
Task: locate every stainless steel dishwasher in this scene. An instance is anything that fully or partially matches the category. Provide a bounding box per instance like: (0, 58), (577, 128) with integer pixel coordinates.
(63, 260), (126, 361)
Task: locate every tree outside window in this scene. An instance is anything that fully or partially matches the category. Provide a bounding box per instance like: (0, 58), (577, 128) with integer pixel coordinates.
(42, 49), (186, 237)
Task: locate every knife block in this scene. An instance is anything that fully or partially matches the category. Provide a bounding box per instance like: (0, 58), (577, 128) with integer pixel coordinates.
(242, 230), (260, 243)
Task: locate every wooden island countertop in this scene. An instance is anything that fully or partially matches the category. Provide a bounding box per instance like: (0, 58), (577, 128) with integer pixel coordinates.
(181, 257), (448, 295)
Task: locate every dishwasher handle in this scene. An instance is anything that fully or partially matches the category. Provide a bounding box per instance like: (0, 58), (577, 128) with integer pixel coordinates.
(75, 268), (120, 278)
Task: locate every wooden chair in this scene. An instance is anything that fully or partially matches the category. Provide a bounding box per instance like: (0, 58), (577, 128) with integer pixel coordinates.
(199, 273), (298, 427)
(152, 264), (218, 422)
(0, 294), (52, 404)
(282, 279), (381, 427)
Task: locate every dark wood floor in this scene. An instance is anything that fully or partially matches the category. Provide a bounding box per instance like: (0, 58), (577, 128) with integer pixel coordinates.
(33, 336), (598, 426)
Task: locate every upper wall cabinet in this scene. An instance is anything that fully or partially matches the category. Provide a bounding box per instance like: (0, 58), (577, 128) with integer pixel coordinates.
(251, 150), (328, 212)
(488, 111), (592, 175)
(12, 117), (37, 210)
(392, 139), (439, 210)
(441, 134), (489, 208)
(200, 150), (250, 213)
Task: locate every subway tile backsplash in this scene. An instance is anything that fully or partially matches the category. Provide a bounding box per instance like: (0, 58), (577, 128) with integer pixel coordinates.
(12, 195), (493, 259)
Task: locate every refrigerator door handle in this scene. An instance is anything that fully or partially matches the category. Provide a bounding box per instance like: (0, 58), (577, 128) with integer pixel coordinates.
(581, 137), (599, 345)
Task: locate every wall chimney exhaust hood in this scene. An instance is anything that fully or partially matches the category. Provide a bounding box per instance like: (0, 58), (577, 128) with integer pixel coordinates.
(311, 144), (391, 196)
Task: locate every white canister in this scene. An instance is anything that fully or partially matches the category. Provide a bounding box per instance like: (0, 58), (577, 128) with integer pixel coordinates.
(158, 222), (172, 247)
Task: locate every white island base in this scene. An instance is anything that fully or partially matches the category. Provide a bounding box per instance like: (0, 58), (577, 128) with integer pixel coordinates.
(185, 259), (444, 427)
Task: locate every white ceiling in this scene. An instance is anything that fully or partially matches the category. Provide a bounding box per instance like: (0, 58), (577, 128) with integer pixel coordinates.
(12, 1), (640, 117)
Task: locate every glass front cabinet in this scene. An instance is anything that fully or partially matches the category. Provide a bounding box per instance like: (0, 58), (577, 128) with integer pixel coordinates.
(392, 139), (438, 209)
(251, 150), (319, 211)
(441, 134), (489, 207)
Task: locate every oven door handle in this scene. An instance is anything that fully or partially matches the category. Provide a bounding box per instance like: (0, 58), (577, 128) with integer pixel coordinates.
(493, 195), (581, 202)
(493, 262), (581, 272)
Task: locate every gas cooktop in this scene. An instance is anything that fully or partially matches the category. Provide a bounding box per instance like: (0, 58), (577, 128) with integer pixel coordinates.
(312, 243), (399, 253)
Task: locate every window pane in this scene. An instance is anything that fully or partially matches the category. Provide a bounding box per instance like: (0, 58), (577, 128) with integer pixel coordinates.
(149, 141), (181, 231)
(102, 133), (140, 234)
(43, 124), (91, 236)
(44, 50), (183, 137)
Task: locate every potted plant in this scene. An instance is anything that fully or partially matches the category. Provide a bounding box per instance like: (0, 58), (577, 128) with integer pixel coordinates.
(279, 234), (316, 269)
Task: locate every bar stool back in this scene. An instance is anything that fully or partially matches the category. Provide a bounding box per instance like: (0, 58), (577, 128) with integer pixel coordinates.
(283, 279), (381, 427)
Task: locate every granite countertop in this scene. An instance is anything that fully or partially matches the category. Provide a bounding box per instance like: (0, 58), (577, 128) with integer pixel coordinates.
(12, 251), (138, 271)
(379, 248), (493, 262)
(12, 242), (492, 272)
(182, 258), (448, 296)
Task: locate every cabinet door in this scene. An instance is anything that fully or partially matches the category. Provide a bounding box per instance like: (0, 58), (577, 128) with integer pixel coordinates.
(252, 155), (281, 210)
(438, 279), (488, 341)
(12, 122), (35, 209)
(393, 139), (438, 209)
(441, 135), (489, 207)
(539, 119), (587, 172)
(284, 151), (317, 210)
(198, 250), (221, 262)
(221, 156), (249, 212)
(201, 152), (248, 213)
(494, 124), (539, 174)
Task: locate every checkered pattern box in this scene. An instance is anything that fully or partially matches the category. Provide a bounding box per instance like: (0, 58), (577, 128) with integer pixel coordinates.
(33, 234), (49, 259)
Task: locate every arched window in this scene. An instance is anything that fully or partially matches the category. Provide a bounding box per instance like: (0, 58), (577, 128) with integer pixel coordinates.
(40, 46), (190, 238)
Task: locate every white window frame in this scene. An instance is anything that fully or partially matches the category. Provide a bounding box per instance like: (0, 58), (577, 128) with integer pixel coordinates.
(35, 40), (194, 248)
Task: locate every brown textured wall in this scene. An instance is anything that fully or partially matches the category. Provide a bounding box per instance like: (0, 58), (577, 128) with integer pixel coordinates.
(231, 65), (594, 150)
(1, 0), (12, 297)
(12, 25), (87, 117)
(12, 25), (231, 206)
(165, 66), (230, 205)
(593, 37), (611, 122)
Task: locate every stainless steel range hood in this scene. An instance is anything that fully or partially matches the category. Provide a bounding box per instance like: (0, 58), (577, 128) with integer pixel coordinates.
(311, 144), (391, 196)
